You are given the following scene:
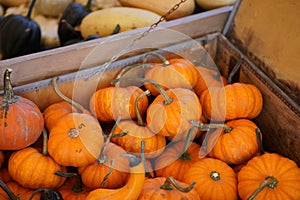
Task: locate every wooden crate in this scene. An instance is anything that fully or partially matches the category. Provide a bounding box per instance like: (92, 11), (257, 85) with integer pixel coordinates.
(0, 0), (299, 166)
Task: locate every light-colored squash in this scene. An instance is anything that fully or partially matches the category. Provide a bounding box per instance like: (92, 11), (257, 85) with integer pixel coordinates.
(75, 0), (121, 9)
(0, 0), (28, 7)
(195, 0), (237, 10)
(118, 0), (195, 20)
(34, 0), (73, 17)
(80, 7), (162, 37)
(4, 3), (37, 17)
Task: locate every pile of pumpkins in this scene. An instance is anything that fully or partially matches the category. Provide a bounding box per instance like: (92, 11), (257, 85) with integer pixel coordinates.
(0, 0), (236, 60)
(0, 51), (299, 199)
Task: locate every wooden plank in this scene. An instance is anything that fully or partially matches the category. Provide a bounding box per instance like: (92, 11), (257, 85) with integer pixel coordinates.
(227, 0), (300, 104)
(0, 6), (232, 88)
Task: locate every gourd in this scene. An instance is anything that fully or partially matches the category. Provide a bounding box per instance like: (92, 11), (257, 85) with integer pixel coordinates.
(118, 0), (195, 20)
(8, 129), (67, 189)
(200, 82), (263, 121)
(238, 153), (300, 200)
(85, 154), (145, 200)
(195, 0), (237, 10)
(183, 157), (238, 200)
(0, 0), (41, 60)
(34, 0), (73, 17)
(0, 69), (44, 150)
(80, 7), (162, 37)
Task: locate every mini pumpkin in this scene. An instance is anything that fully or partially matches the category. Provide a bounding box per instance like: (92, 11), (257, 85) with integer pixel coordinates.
(138, 176), (200, 199)
(238, 153), (300, 200)
(183, 157), (238, 200)
(200, 82), (263, 121)
(0, 69), (44, 150)
(143, 52), (199, 96)
(8, 129), (67, 190)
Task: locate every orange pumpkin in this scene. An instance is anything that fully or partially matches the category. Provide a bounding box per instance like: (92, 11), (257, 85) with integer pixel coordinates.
(201, 119), (261, 165)
(112, 90), (166, 158)
(184, 157), (238, 200)
(85, 154), (145, 200)
(146, 87), (202, 140)
(238, 153), (300, 200)
(48, 113), (104, 167)
(155, 129), (203, 182)
(0, 181), (40, 200)
(0, 168), (12, 183)
(143, 52), (199, 96)
(200, 82), (263, 121)
(89, 86), (149, 123)
(8, 130), (67, 189)
(194, 65), (227, 97)
(138, 176), (200, 199)
(78, 142), (130, 189)
(0, 68), (44, 150)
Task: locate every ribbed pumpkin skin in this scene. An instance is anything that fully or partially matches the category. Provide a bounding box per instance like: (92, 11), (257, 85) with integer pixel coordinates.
(146, 88), (202, 139)
(238, 153), (300, 200)
(184, 158), (238, 200)
(200, 83), (263, 121)
(144, 58), (199, 96)
(78, 142), (130, 189)
(8, 147), (67, 189)
(43, 101), (91, 131)
(89, 86), (148, 123)
(112, 120), (166, 158)
(155, 141), (202, 182)
(48, 113), (104, 167)
(207, 119), (260, 165)
(0, 97), (44, 150)
(138, 177), (200, 200)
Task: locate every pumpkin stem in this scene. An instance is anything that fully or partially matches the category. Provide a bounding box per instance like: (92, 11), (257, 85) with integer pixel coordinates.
(0, 180), (20, 200)
(42, 129), (49, 156)
(111, 77), (173, 105)
(160, 176), (196, 192)
(189, 120), (233, 132)
(52, 77), (84, 113)
(210, 171), (221, 181)
(54, 171), (84, 193)
(100, 159), (115, 188)
(120, 154), (141, 167)
(26, 0), (37, 19)
(135, 90), (151, 126)
(179, 127), (195, 161)
(140, 140), (153, 178)
(247, 176), (278, 200)
(98, 117), (127, 163)
(256, 128), (264, 155)
(2, 68), (17, 106)
(143, 52), (170, 66)
(30, 188), (63, 200)
(227, 57), (243, 84)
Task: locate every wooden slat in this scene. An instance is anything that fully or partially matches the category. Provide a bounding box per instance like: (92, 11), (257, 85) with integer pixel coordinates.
(0, 6), (232, 88)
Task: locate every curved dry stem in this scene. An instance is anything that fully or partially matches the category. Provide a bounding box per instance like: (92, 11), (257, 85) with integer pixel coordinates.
(0, 180), (19, 200)
(256, 128), (264, 155)
(42, 129), (48, 156)
(52, 76), (83, 113)
(160, 176), (196, 192)
(135, 90), (151, 126)
(142, 52), (170, 66)
(247, 176), (278, 200)
(100, 159), (115, 188)
(111, 77), (173, 105)
(189, 120), (232, 132)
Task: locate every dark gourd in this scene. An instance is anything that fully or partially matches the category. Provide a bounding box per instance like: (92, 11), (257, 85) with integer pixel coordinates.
(0, 0), (41, 60)
(58, 0), (93, 46)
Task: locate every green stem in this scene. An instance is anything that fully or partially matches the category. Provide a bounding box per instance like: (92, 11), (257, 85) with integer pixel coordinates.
(135, 90), (150, 126)
(0, 180), (19, 200)
(52, 77), (83, 113)
(143, 52), (170, 66)
(160, 176), (196, 192)
(54, 171), (84, 193)
(111, 77), (173, 105)
(247, 176), (278, 200)
(210, 171), (221, 181)
(3, 68), (16, 103)
(189, 120), (233, 132)
(256, 128), (264, 155)
(26, 0), (37, 19)
(140, 140), (153, 179)
(100, 159), (114, 188)
(179, 127), (195, 161)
